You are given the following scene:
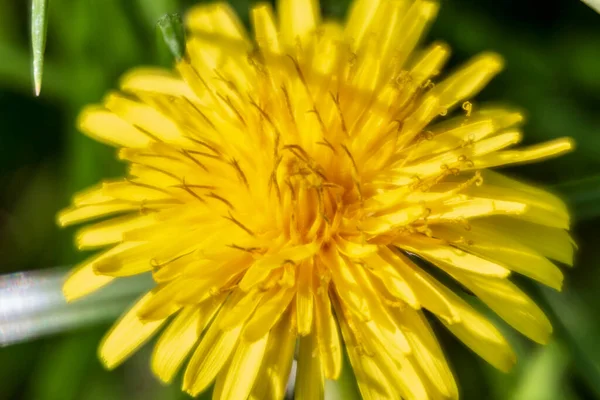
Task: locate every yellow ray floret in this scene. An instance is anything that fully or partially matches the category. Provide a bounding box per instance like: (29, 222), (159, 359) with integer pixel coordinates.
(58, 0), (575, 399)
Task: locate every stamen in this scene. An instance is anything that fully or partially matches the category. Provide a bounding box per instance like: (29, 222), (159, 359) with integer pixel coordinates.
(316, 138), (336, 153)
(462, 101), (473, 117)
(316, 186), (330, 225)
(124, 178), (173, 196)
(185, 149), (223, 161)
(280, 84), (296, 125)
(229, 158), (250, 188)
(341, 144), (359, 175)
(269, 156), (283, 201)
(177, 178), (207, 203)
(216, 92), (247, 127)
(227, 244), (262, 254)
(185, 135), (222, 156)
(182, 97), (217, 131)
(213, 69), (240, 95)
(188, 64), (230, 117)
(306, 107), (327, 135)
(133, 124), (163, 142)
(223, 211), (256, 237)
(150, 250), (194, 270)
(330, 91), (349, 137)
(207, 192), (235, 210)
(130, 162), (181, 181)
(180, 149), (209, 172)
(134, 153), (179, 161)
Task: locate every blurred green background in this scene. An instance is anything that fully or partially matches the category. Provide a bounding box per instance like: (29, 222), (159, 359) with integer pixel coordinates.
(1, 0), (600, 399)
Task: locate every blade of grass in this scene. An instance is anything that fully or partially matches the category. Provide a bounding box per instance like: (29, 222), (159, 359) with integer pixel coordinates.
(31, 0), (49, 96)
(157, 13), (185, 61)
(535, 284), (600, 398)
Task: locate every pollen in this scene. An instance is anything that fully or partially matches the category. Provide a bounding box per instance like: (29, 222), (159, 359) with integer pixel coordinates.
(58, 0), (575, 399)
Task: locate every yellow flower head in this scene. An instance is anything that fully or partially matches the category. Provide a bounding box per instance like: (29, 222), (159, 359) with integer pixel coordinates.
(58, 0), (575, 399)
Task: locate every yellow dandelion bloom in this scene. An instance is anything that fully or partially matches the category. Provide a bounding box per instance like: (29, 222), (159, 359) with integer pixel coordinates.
(58, 0), (575, 399)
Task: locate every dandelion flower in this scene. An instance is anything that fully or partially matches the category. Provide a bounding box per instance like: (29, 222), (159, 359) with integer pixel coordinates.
(58, 0), (575, 398)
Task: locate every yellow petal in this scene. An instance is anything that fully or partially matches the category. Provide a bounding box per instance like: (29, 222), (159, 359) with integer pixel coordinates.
(408, 42), (451, 88)
(393, 307), (458, 399)
(461, 170), (569, 229)
(398, 53), (504, 145)
(451, 272), (552, 344)
(92, 242), (152, 277)
(137, 282), (184, 322)
(473, 137), (574, 169)
(320, 248), (371, 320)
(349, 261), (413, 358)
(426, 197), (527, 221)
(387, 0), (439, 69)
(350, 312), (428, 399)
(432, 223), (564, 290)
(186, 2), (248, 41)
(99, 293), (167, 369)
(63, 242), (143, 301)
(381, 248), (458, 323)
(480, 217), (574, 265)
(151, 306), (200, 383)
(361, 205), (426, 235)
(314, 288), (342, 379)
(480, 170), (567, 215)
(400, 238), (511, 278)
(77, 106), (152, 148)
(219, 289), (267, 331)
(242, 286), (295, 342)
(335, 299), (400, 399)
(220, 333), (269, 400)
(62, 262), (114, 302)
(183, 311), (242, 396)
(344, 0), (383, 50)
(57, 203), (137, 227)
(336, 236), (378, 258)
(239, 242), (319, 290)
(415, 107), (524, 160)
(295, 332), (324, 400)
(72, 182), (113, 205)
(365, 254), (420, 308)
(278, 0), (320, 47)
(76, 214), (154, 250)
(152, 296), (226, 383)
(120, 68), (197, 98)
(103, 92), (184, 144)
(101, 179), (175, 203)
(401, 130), (523, 178)
(296, 260), (314, 335)
(249, 311), (296, 400)
(439, 288), (516, 371)
(432, 52), (504, 110)
(251, 3), (280, 53)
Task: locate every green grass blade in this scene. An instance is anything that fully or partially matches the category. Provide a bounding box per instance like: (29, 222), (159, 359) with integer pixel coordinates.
(31, 0), (49, 96)
(157, 13), (185, 61)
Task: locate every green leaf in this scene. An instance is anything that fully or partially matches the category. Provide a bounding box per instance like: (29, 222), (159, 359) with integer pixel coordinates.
(157, 13), (185, 61)
(536, 285), (600, 398)
(510, 342), (570, 400)
(324, 351), (361, 400)
(553, 175), (600, 221)
(582, 0), (600, 13)
(31, 0), (49, 96)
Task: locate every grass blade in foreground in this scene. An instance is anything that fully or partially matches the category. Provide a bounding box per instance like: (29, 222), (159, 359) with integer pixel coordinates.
(157, 13), (185, 61)
(0, 268), (152, 346)
(31, 0), (49, 96)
